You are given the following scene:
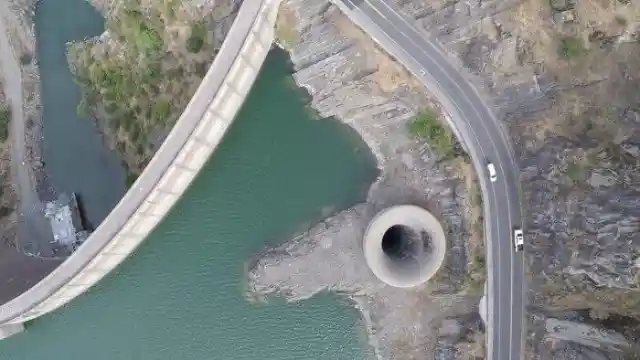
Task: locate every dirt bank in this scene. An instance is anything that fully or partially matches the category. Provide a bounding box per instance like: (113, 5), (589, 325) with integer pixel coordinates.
(0, 0), (61, 306)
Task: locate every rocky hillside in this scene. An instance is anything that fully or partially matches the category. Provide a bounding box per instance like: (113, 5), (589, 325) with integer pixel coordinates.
(329, 0), (640, 323)
(401, 0), (640, 315)
(68, 0), (241, 182)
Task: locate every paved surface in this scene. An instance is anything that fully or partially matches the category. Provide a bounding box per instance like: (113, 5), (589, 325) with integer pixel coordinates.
(335, 0), (526, 358)
(363, 205), (446, 288)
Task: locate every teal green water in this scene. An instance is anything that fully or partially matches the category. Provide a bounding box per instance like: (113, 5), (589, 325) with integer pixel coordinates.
(0, 49), (378, 359)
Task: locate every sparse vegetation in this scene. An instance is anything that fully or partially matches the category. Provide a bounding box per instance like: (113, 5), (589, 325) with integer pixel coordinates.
(559, 36), (586, 59)
(19, 53), (32, 65)
(125, 171), (138, 189)
(615, 15), (628, 27)
(275, 5), (298, 50)
(453, 158), (486, 295)
(0, 106), (11, 142)
(565, 159), (584, 183)
(454, 327), (486, 359)
(186, 22), (206, 53)
(72, 0), (169, 144)
(0, 206), (11, 218)
(76, 98), (89, 118)
(407, 108), (455, 159)
(112, 8), (165, 57)
(276, 25), (297, 50)
(71, 0), (219, 175)
(549, 0), (574, 11)
(466, 252), (486, 295)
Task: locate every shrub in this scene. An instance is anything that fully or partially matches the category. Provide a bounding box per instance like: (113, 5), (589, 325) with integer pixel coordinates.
(559, 36), (585, 59)
(19, 53), (32, 65)
(0, 206), (12, 218)
(407, 109), (455, 158)
(615, 15), (628, 27)
(129, 122), (142, 143)
(0, 106), (11, 142)
(565, 160), (583, 182)
(116, 9), (164, 57)
(186, 23), (206, 53)
(125, 171), (138, 188)
(151, 100), (171, 124)
(77, 98), (90, 118)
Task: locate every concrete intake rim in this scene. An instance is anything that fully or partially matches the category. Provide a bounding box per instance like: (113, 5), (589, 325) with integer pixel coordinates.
(363, 205), (447, 288)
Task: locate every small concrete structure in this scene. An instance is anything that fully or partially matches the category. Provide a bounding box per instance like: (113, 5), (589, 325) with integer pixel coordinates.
(44, 193), (88, 249)
(363, 205), (447, 288)
(0, 324), (24, 340)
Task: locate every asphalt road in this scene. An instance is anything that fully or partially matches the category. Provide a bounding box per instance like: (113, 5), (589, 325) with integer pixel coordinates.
(335, 0), (526, 358)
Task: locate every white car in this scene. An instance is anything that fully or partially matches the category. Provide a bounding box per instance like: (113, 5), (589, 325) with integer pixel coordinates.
(486, 162), (498, 183)
(513, 228), (524, 252)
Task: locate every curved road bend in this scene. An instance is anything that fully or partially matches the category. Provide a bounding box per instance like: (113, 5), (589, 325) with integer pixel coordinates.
(335, 0), (525, 358)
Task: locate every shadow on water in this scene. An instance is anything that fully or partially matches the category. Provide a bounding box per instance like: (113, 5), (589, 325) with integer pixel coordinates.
(34, 0), (126, 229)
(73, 193), (95, 232)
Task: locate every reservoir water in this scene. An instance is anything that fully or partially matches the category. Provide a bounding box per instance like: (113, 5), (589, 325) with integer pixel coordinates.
(0, 44), (378, 359)
(35, 0), (126, 227)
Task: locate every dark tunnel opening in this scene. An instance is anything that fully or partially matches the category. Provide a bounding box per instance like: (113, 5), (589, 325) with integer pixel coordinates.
(381, 225), (417, 260)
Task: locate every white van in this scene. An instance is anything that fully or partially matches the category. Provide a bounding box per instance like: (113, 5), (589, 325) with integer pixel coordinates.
(486, 162), (497, 183)
(513, 228), (524, 252)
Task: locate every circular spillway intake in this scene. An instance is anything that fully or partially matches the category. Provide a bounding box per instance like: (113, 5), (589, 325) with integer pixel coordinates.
(363, 205), (447, 288)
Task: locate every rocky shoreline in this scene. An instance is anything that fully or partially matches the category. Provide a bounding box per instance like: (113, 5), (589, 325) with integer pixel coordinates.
(249, 0), (640, 357)
(247, 1), (482, 358)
